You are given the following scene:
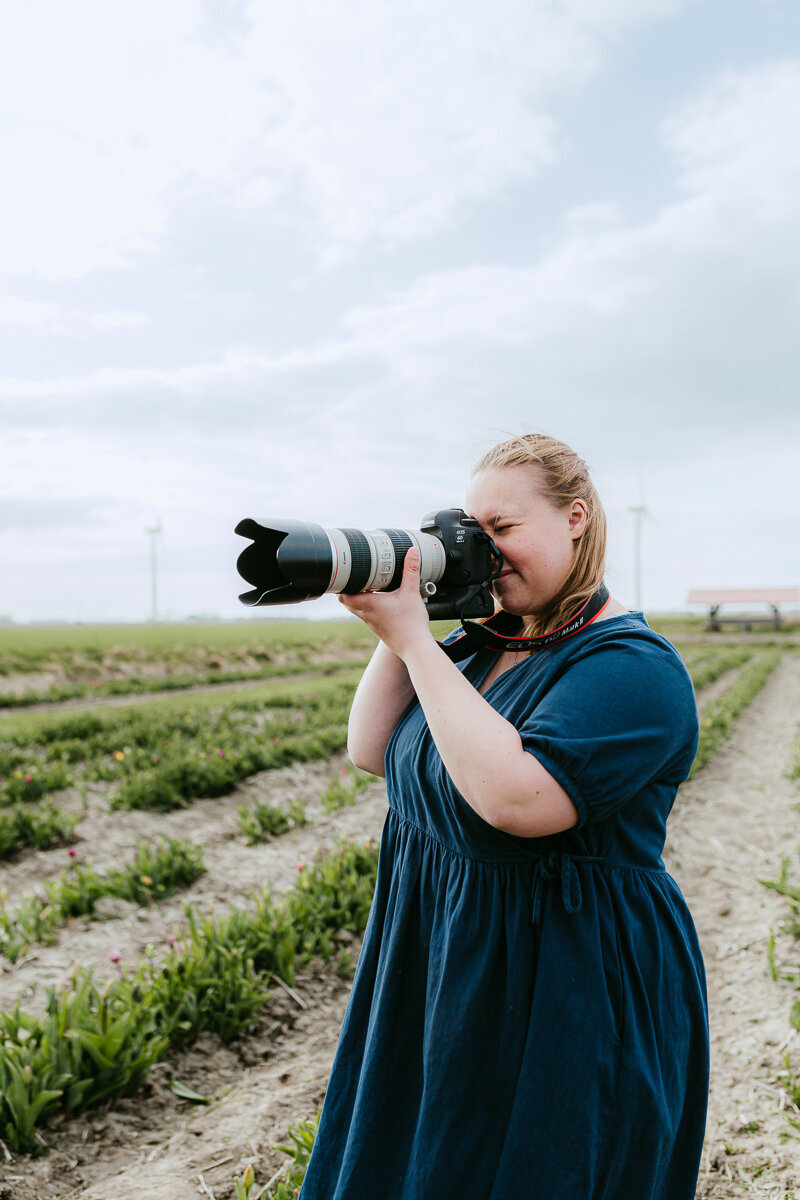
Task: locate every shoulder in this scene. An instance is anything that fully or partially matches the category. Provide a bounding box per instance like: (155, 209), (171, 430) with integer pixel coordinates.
(563, 612), (686, 661)
(509, 615), (699, 805)
(552, 613), (696, 713)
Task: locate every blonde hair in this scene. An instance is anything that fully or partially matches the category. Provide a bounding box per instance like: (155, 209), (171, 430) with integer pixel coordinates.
(473, 433), (607, 637)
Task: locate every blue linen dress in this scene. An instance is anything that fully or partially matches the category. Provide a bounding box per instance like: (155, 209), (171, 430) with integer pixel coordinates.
(300, 613), (709, 1200)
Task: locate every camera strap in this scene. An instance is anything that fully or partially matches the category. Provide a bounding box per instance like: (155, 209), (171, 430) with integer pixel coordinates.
(439, 583), (611, 662)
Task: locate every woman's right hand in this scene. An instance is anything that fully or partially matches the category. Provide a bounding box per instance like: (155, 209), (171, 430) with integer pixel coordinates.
(337, 548), (433, 663)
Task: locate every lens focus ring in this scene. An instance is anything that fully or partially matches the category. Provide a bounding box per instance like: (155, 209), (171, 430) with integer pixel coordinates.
(340, 529), (373, 593)
(380, 529), (413, 591)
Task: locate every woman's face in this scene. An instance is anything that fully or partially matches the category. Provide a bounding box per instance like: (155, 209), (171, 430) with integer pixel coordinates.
(465, 465), (587, 618)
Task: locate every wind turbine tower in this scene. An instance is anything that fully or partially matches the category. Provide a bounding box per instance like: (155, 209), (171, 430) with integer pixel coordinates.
(627, 503), (649, 612)
(145, 521), (163, 622)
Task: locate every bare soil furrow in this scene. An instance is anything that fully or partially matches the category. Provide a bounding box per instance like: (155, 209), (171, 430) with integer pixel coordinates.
(664, 652), (800, 1197)
(694, 664), (750, 710)
(0, 754), (389, 1015)
(2, 752), (364, 901)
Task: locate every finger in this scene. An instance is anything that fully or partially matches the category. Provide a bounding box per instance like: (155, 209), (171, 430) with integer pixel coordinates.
(402, 547), (420, 588)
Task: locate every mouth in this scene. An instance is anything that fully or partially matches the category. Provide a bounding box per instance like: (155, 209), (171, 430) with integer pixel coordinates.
(494, 569), (515, 583)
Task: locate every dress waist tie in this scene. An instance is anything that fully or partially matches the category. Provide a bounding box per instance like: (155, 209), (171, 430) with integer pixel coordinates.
(530, 852), (605, 925)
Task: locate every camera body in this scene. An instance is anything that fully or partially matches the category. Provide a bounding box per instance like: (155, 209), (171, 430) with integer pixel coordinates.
(235, 508), (498, 620)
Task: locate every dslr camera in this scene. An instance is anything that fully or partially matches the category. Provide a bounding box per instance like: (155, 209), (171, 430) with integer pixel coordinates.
(235, 509), (499, 621)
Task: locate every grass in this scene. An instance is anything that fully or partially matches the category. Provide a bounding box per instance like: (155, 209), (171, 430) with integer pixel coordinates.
(0, 801), (76, 860)
(236, 795), (308, 843)
(646, 614), (709, 636)
(649, 613), (800, 638)
(319, 766), (376, 812)
(789, 740), (800, 782)
(0, 618), (375, 659)
(228, 1115), (321, 1199)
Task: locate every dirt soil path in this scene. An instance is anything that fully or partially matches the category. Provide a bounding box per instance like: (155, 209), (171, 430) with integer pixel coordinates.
(666, 651), (800, 1198)
(3, 658), (800, 1198)
(0, 753), (387, 1018)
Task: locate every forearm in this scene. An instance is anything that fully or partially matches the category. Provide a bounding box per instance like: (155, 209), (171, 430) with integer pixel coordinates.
(346, 641), (416, 776)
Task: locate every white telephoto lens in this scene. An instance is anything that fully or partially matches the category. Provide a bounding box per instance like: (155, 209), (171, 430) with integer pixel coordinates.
(325, 527), (446, 594)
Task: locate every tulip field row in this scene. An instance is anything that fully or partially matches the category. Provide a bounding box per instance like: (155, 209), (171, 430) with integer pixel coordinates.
(0, 619), (388, 1186)
(0, 831), (379, 1155)
(0, 763), (374, 967)
(0, 620), (792, 1198)
(689, 648), (783, 777)
(0, 676), (362, 858)
(679, 643), (756, 691)
(0, 659), (368, 711)
(0, 836), (206, 964)
(0, 640), (763, 790)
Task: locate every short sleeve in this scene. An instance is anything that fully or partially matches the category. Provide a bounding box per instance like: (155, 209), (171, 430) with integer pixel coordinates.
(518, 638), (698, 826)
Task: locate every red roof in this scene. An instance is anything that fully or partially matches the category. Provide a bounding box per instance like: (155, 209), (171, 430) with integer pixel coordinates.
(687, 588), (799, 605)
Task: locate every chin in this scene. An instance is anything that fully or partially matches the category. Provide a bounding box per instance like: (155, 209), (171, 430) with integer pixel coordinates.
(500, 602), (532, 618)
(492, 589), (532, 618)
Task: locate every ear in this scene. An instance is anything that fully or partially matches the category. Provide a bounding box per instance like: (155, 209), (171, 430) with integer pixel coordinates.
(568, 499), (589, 540)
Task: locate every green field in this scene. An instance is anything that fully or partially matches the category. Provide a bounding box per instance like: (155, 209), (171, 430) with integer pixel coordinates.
(0, 616), (792, 1181)
(0, 617), (375, 660)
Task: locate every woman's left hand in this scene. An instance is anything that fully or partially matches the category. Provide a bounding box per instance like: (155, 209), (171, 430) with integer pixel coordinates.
(338, 548), (432, 660)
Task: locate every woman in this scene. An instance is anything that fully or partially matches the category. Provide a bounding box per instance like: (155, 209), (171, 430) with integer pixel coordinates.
(299, 433), (709, 1200)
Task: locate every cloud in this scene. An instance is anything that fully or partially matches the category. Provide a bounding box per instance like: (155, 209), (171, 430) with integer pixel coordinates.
(0, 0), (685, 280)
(0, 0), (265, 278)
(90, 312), (146, 329)
(4, 58), (799, 468)
(320, 58), (800, 433)
(4, 56), (799, 447)
(0, 495), (117, 531)
(3, 37), (798, 620)
(663, 59), (800, 220)
(0, 297), (58, 327)
(237, 0), (685, 258)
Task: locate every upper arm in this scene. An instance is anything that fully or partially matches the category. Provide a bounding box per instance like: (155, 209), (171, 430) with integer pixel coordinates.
(515, 641), (698, 828)
(489, 750), (580, 837)
(346, 642), (415, 777)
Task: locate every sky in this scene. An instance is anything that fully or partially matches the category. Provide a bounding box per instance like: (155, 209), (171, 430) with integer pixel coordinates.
(1, 0), (799, 624)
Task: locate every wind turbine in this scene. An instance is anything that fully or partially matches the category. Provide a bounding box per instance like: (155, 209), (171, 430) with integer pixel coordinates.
(144, 521), (163, 622)
(626, 498), (651, 613)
